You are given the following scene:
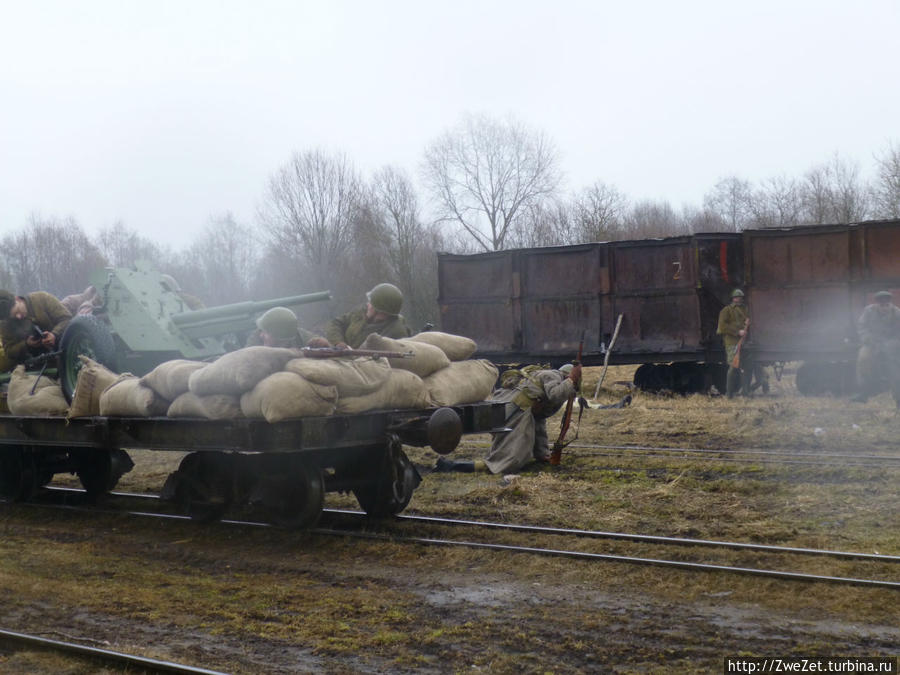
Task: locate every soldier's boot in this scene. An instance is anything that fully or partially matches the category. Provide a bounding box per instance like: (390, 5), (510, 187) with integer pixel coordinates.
(434, 457), (475, 473)
(726, 368), (741, 399)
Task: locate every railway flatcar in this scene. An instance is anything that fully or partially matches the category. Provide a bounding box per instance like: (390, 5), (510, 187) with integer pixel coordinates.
(437, 218), (900, 394)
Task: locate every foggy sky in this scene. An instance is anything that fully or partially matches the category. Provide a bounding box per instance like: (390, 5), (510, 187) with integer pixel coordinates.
(1, 0), (898, 249)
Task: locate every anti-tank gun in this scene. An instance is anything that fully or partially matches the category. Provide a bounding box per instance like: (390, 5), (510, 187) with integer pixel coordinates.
(56, 262), (331, 401)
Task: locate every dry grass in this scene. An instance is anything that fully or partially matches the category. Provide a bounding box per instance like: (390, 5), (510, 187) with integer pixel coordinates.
(2, 364), (898, 672)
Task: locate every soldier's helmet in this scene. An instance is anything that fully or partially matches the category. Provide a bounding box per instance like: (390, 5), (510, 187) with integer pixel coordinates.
(874, 290), (893, 302)
(367, 283), (403, 316)
(731, 289), (745, 298)
(558, 363), (574, 376)
(160, 274), (182, 293)
(256, 307), (299, 340)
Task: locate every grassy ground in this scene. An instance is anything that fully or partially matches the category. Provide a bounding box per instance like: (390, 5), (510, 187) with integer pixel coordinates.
(0, 365), (898, 673)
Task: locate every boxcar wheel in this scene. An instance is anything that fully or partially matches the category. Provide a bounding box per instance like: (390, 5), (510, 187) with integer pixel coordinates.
(0, 447), (37, 503)
(174, 452), (234, 522)
(59, 315), (118, 404)
(77, 449), (134, 499)
(252, 457), (324, 529)
(353, 445), (421, 518)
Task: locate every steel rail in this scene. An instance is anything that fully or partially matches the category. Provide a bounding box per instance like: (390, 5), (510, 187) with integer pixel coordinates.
(0, 627), (227, 674)
(567, 443), (900, 462)
(565, 451), (898, 469)
(44, 487), (900, 562)
(312, 528), (900, 590)
(19, 498), (900, 590)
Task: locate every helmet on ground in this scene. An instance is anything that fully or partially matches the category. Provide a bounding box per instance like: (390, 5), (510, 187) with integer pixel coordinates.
(874, 290), (893, 302)
(558, 363), (574, 376)
(367, 283), (403, 316)
(256, 307), (299, 340)
(160, 274), (182, 292)
(731, 289), (745, 298)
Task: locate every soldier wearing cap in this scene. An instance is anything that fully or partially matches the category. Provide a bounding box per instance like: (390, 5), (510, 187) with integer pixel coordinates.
(0, 289), (72, 369)
(246, 306), (322, 348)
(852, 290), (900, 405)
(716, 289), (752, 398)
(324, 283), (411, 349)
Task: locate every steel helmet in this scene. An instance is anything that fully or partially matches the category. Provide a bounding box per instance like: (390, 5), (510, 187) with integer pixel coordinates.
(558, 363), (574, 376)
(874, 290), (893, 302)
(731, 289), (745, 298)
(256, 307), (299, 340)
(160, 274), (182, 292)
(366, 283), (403, 316)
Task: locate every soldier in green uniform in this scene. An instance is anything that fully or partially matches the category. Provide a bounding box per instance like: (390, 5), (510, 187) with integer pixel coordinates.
(0, 289), (73, 369)
(434, 363), (581, 474)
(324, 283), (411, 349)
(245, 306), (322, 348)
(716, 289), (752, 398)
(851, 290), (900, 405)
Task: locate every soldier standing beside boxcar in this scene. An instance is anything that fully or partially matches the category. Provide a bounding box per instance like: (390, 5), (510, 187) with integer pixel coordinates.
(434, 363), (581, 474)
(851, 290), (900, 406)
(324, 283), (411, 349)
(0, 289), (72, 369)
(717, 289), (752, 398)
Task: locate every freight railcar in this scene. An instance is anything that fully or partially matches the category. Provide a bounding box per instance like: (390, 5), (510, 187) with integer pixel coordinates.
(437, 219), (900, 394)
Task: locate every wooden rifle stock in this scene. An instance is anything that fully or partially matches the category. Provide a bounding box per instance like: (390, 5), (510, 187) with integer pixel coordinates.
(549, 330), (586, 466)
(300, 347), (414, 359)
(730, 318), (751, 369)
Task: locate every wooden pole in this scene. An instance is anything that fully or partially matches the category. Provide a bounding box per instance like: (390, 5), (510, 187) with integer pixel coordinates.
(593, 314), (623, 399)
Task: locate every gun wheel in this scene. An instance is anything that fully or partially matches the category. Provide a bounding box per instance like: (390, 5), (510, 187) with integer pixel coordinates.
(58, 315), (118, 403)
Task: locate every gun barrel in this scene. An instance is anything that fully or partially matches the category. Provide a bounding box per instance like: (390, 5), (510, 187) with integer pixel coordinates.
(171, 291), (331, 339)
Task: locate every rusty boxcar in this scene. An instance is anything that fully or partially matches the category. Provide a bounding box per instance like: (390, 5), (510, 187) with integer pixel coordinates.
(437, 218), (900, 394)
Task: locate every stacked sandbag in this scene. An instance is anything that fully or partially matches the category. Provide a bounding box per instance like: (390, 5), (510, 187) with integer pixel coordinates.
(240, 372), (338, 422)
(141, 359), (207, 402)
(188, 347), (297, 396)
(337, 368), (431, 414)
(422, 359), (499, 407)
(358, 333), (450, 378)
(407, 331), (477, 361)
(167, 392), (243, 420)
(68, 356), (120, 418)
(7, 366), (69, 416)
(100, 374), (170, 417)
(285, 356), (391, 398)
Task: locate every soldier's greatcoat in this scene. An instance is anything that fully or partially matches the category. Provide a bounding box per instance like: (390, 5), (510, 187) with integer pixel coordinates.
(0, 292), (72, 365)
(324, 306), (410, 349)
(855, 301), (900, 402)
(484, 369), (575, 475)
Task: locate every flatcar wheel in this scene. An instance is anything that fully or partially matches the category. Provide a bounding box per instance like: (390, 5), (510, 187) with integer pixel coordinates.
(257, 458), (325, 529)
(175, 452), (234, 523)
(353, 441), (421, 518)
(0, 447), (37, 503)
(77, 449), (134, 499)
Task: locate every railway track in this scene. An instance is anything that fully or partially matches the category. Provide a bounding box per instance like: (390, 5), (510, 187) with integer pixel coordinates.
(22, 487), (900, 590)
(0, 627), (227, 674)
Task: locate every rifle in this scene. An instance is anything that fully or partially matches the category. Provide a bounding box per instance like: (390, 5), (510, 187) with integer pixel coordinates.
(299, 347), (414, 359)
(730, 318), (751, 369)
(549, 330), (586, 466)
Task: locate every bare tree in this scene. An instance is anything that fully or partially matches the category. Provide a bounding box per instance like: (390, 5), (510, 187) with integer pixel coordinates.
(506, 199), (573, 248)
(749, 175), (803, 228)
(422, 113), (562, 251)
(621, 200), (687, 239)
(702, 176), (754, 231)
(2, 215), (105, 296)
(800, 153), (870, 224)
(95, 221), (164, 267)
(259, 149), (365, 292)
(872, 141), (900, 218)
(571, 181), (628, 242)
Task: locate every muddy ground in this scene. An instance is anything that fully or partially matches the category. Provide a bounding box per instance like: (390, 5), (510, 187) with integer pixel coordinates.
(0, 366), (898, 673)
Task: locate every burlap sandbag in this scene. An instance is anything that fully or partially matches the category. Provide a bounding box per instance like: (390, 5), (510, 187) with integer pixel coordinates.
(285, 356), (391, 398)
(359, 333), (450, 378)
(336, 368), (431, 414)
(240, 371), (337, 422)
(408, 331), (477, 361)
(68, 355), (120, 418)
(188, 347), (297, 396)
(167, 392), (243, 420)
(100, 374), (170, 417)
(7, 366), (69, 416)
(141, 359), (207, 401)
(423, 359), (499, 407)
